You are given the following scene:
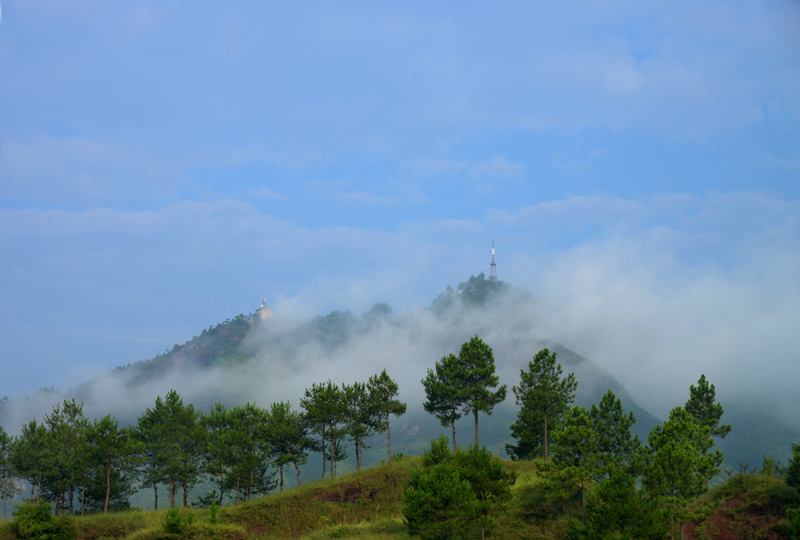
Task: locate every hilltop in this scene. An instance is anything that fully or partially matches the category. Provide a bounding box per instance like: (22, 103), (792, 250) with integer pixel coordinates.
(1, 273), (797, 487)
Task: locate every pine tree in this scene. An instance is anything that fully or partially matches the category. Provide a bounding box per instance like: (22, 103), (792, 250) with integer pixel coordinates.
(582, 470), (669, 539)
(508, 348), (577, 462)
(456, 336), (507, 446)
(685, 374), (731, 439)
(86, 415), (139, 514)
(422, 354), (465, 452)
(589, 389), (641, 479)
(786, 442), (800, 490)
(343, 382), (379, 471)
(265, 401), (311, 491)
(685, 375), (729, 484)
(367, 369), (407, 463)
(403, 462), (480, 540)
(200, 402), (232, 505)
(0, 426), (20, 520)
(551, 405), (597, 525)
(454, 444), (516, 540)
(226, 403), (273, 503)
(12, 420), (48, 502)
(134, 398), (169, 510)
(157, 391), (205, 507)
(643, 407), (718, 540)
(300, 380), (348, 479)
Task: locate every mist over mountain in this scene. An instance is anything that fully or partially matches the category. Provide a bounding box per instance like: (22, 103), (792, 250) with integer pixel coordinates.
(1, 273), (796, 472)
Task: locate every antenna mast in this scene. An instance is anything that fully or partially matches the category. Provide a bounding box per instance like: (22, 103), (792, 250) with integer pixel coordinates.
(489, 239), (497, 280)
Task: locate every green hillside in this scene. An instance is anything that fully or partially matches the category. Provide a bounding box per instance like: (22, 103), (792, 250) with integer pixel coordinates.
(1, 273), (797, 507)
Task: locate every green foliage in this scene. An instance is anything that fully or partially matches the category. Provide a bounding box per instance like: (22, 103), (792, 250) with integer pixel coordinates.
(342, 382), (379, 472)
(589, 390), (641, 479)
(11, 502), (72, 540)
(685, 374), (731, 439)
(0, 426), (20, 520)
(160, 508), (195, 535)
(421, 435), (453, 468)
(423, 336), (505, 450)
(456, 336), (507, 446)
(569, 471), (669, 540)
(404, 437), (515, 539)
(508, 348), (577, 462)
(787, 507), (800, 540)
(644, 406), (719, 538)
(207, 500), (219, 526)
(402, 462), (480, 540)
(86, 415), (141, 514)
(422, 354), (464, 451)
(519, 462), (583, 521)
(301, 380), (348, 480)
(367, 370), (407, 463)
(264, 401), (312, 491)
(787, 442), (800, 489)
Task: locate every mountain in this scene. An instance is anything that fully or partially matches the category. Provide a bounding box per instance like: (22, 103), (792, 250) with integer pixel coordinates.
(1, 274), (797, 484)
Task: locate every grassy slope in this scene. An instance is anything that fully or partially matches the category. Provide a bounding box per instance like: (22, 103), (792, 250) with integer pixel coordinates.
(2, 458), (797, 540)
(0, 458), (564, 540)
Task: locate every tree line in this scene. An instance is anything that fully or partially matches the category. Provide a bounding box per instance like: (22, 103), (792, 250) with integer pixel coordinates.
(0, 369), (406, 517)
(414, 337), (756, 540)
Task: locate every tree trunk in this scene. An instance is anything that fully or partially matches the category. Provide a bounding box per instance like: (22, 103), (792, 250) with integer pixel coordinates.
(69, 483), (74, 515)
(295, 461), (302, 486)
(543, 412), (549, 463)
(104, 463), (111, 514)
(670, 505), (675, 540)
(218, 472), (224, 507)
(330, 439), (335, 479)
(321, 432), (326, 480)
(451, 419), (457, 452)
(183, 478), (188, 508)
(81, 484), (85, 516)
(386, 414), (392, 463)
(279, 465), (284, 492)
(236, 473), (241, 505)
(474, 409), (479, 446)
(153, 481), (158, 511)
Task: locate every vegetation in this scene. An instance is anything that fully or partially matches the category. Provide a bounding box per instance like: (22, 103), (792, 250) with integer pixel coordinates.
(422, 337), (506, 449)
(507, 349), (577, 463)
(1, 278), (798, 539)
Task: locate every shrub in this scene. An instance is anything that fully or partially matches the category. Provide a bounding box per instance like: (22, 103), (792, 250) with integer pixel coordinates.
(161, 508), (195, 535)
(11, 502), (73, 540)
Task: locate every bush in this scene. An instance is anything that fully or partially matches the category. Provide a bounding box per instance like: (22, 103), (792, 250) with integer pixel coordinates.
(402, 462), (480, 540)
(11, 502), (73, 540)
(160, 508), (195, 535)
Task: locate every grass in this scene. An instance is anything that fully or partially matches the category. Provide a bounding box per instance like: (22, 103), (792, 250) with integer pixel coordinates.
(17, 459), (795, 540)
(0, 457), (560, 540)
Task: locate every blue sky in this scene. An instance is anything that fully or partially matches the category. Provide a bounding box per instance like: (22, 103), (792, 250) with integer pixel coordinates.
(1, 1), (798, 411)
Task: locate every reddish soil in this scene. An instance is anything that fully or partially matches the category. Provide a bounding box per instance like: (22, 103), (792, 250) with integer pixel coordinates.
(683, 496), (788, 540)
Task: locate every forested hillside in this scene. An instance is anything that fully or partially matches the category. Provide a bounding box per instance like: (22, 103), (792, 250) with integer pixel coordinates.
(0, 274), (797, 514)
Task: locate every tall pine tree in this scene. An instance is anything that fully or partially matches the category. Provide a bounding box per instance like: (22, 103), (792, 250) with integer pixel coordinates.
(367, 370), (407, 463)
(507, 348), (577, 462)
(455, 336), (506, 446)
(423, 354), (466, 452)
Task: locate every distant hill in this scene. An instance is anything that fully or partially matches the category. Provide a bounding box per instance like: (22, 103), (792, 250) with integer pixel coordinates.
(1, 273), (797, 493)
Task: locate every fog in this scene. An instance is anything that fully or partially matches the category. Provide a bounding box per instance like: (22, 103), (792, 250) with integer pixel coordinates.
(2, 193), (798, 438)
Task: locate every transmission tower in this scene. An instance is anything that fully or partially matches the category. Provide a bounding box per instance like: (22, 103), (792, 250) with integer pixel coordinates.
(489, 239), (497, 280)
